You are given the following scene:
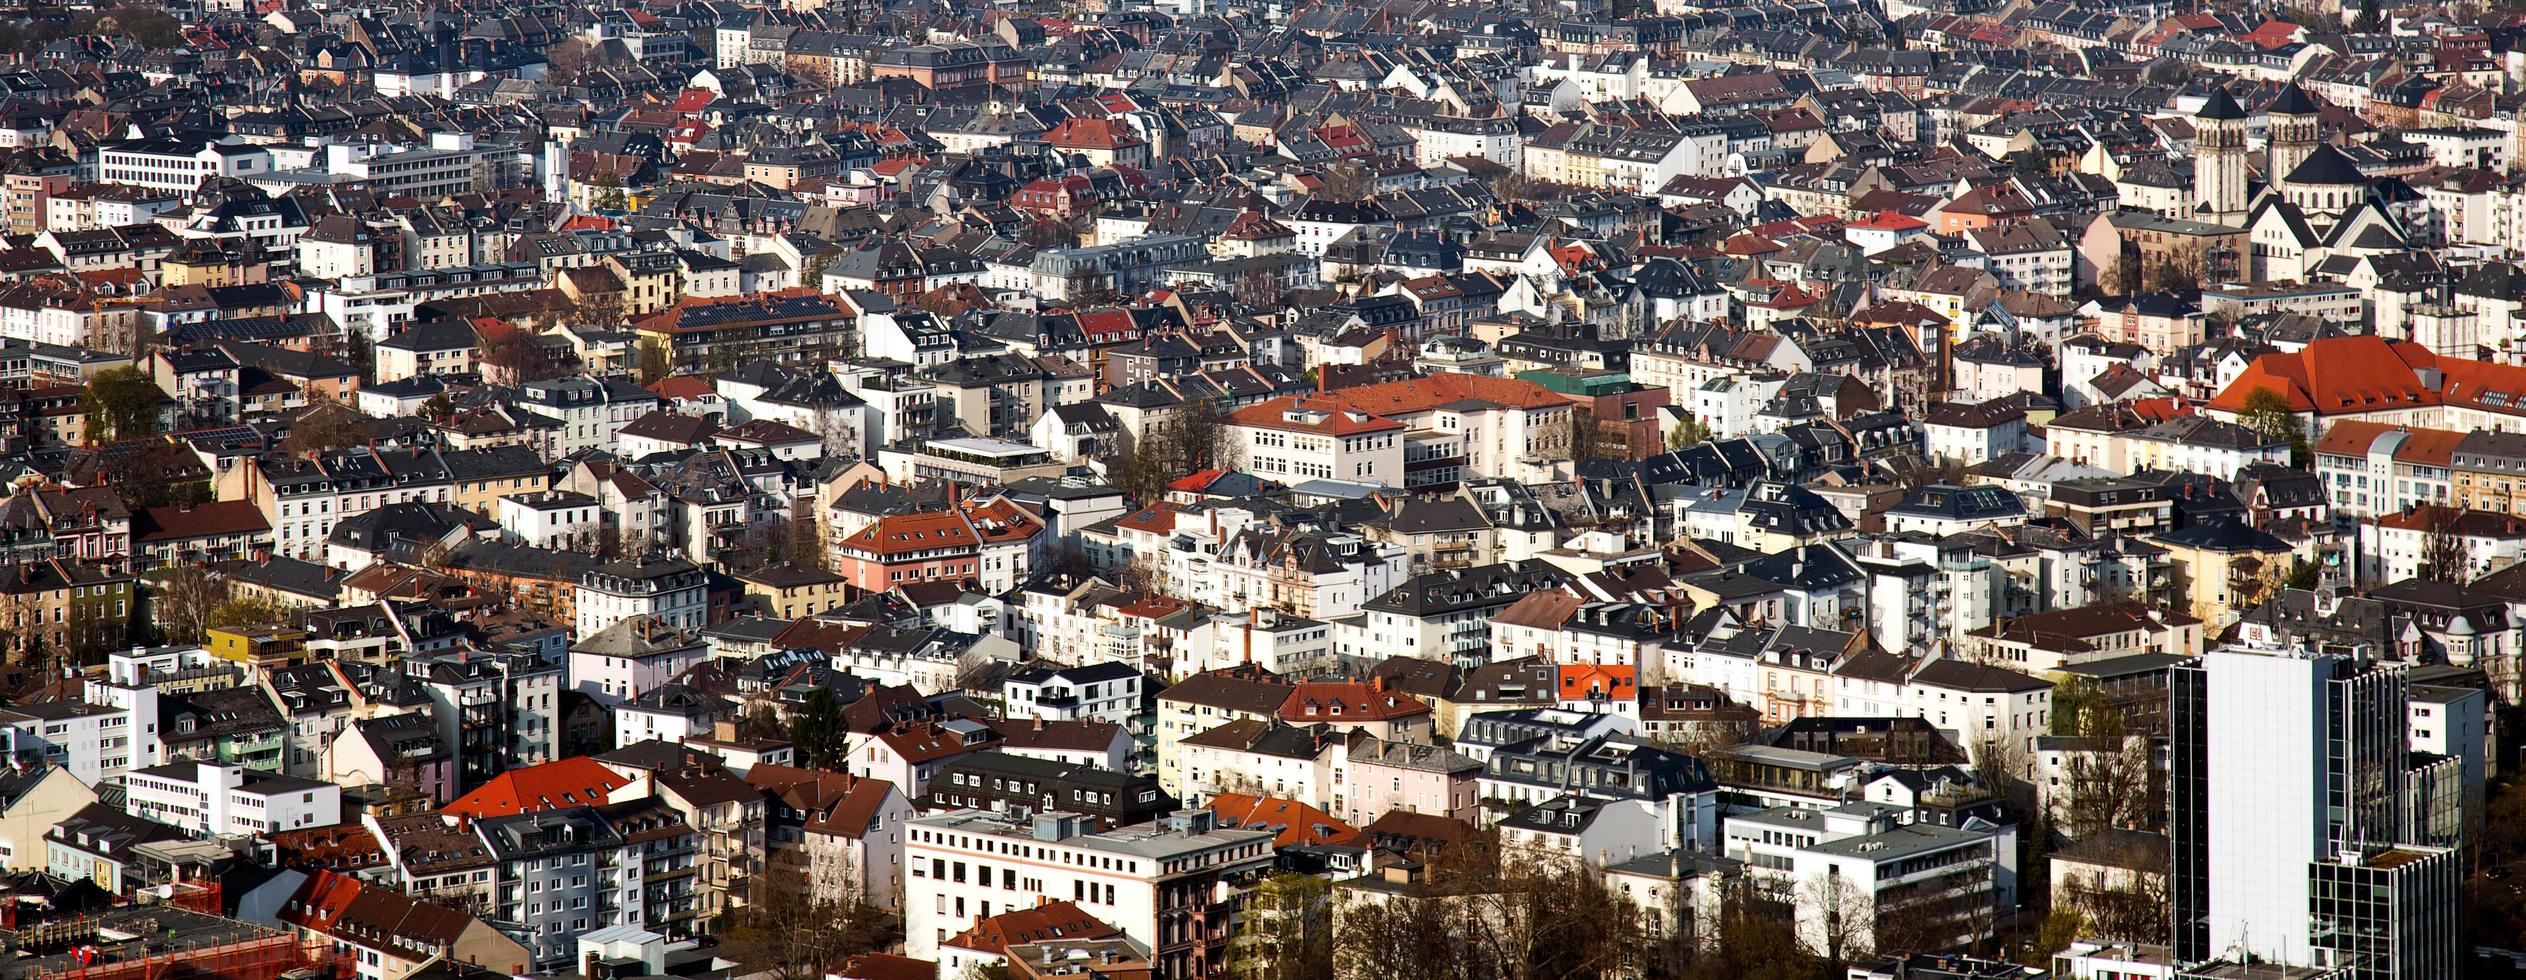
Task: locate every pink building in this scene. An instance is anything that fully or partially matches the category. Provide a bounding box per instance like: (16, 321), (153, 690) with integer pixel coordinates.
(1337, 731), (1483, 826)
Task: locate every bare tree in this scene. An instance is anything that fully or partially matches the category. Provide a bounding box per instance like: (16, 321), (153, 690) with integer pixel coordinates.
(1332, 852), (1642, 980)
(2418, 506), (2476, 583)
(153, 564), (228, 645)
(789, 500), (830, 571)
(2057, 863), (2169, 943)
(1686, 875), (1817, 980)
(2051, 677), (2160, 837)
(546, 37), (594, 83)
(1799, 871), (1875, 972)
(1231, 873), (1334, 980)
(715, 862), (894, 980)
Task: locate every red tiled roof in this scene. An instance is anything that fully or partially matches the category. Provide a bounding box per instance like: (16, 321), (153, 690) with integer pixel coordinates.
(1849, 210), (1929, 231)
(1044, 117), (1144, 150)
(2314, 420), (2466, 465)
(648, 376), (715, 401)
(945, 901), (1119, 956)
(1114, 503), (1178, 534)
(1322, 374), (1569, 415)
(2205, 336), (2445, 415)
(1168, 470), (1226, 492)
(442, 757), (631, 820)
(1229, 394), (1407, 436)
(1206, 793), (1359, 847)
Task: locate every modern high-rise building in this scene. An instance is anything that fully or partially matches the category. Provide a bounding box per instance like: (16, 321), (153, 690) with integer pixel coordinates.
(2170, 644), (2460, 979)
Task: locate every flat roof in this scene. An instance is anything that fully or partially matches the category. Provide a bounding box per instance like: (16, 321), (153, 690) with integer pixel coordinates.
(1802, 822), (1989, 861)
(913, 809), (1274, 860)
(2052, 652), (2191, 679)
(926, 437), (1045, 458)
(1716, 743), (1860, 770)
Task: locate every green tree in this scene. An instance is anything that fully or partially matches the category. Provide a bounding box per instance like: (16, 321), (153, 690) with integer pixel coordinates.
(2027, 908), (2085, 966)
(2236, 386), (2310, 466)
(789, 686), (849, 770)
(79, 367), (166, 444)
(1668, 412), (1714, 450)
(802, 246), (844, 290)
(2353, 0), (2381, 31)
(589, 171), (629, 212)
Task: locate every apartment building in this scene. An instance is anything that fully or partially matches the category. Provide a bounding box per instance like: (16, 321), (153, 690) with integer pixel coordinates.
(901, 809), (1275, 977)
(122, 762), (341, 837)
(2316, 421), (2463, 519)
(1723, 802), (2015, 956)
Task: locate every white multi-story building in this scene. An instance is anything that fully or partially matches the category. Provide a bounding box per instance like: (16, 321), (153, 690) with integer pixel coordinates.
(568, 619), (707, 707)
(2171, 644), (2461, 974)
(95, 137), (271, 192)
(574, 556), (707, 639)
(258, 135), (493, 200)
(498, 491), (604, 551)
(902, 810), (1274, 976)
(2314, 421), (2460, 519)
(0, 697), (143, 787)
(122, 762), (341, 837)
(1003, 662), (1144, 728)
(1723, 802), (2015, 956)
(1228, 395), (1406, 488)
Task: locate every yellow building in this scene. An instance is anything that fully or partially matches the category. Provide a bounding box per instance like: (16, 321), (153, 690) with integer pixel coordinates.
(736, 564), (851, 620)
(206, 624), (309, 667)
(2150, 522), (2304, 631)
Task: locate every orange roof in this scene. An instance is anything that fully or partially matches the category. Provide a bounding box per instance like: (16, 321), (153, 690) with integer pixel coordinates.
(2128, 397), (2192, 422)
(1168, 469), (1227, 492)
(1849, 211), (1929, 231)
(277, 868), (363, 933)
(1045, 117), (1145, 150)
(961, 498), (1044, 543)
(840, 498), (1044, 558)
(1206, 793), (1359, 848)
(944, 901), (1119, 955)
(442, 757), (632, 820)
(2313, 420), (2466, 465)
(1321, 374), (1569, 415)
(1229, 394), (1407, 436)
(1114, 503), (1178, 534)
(648, 375), (715, 400)
(1278, 681), (1430, 722)
(2205, 336), (2443, 416)
(1557, 664), (1637, 700)
(841, 511), (978, 556)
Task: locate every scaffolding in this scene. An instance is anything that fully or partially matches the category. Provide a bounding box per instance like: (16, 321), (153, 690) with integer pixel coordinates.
(23, 929), (350, 980)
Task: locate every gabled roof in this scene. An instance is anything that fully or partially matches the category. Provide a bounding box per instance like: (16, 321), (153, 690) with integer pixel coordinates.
(944, 901), (1120, 955)
(441, 757), (632, 821)
(1205, 792), (1358, 847)
(2205, 335), (2440, 415)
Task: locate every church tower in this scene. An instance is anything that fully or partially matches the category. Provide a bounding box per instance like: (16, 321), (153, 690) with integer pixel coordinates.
(2194, 88), (2249, 225)
(2266, 85), (2321, 192)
